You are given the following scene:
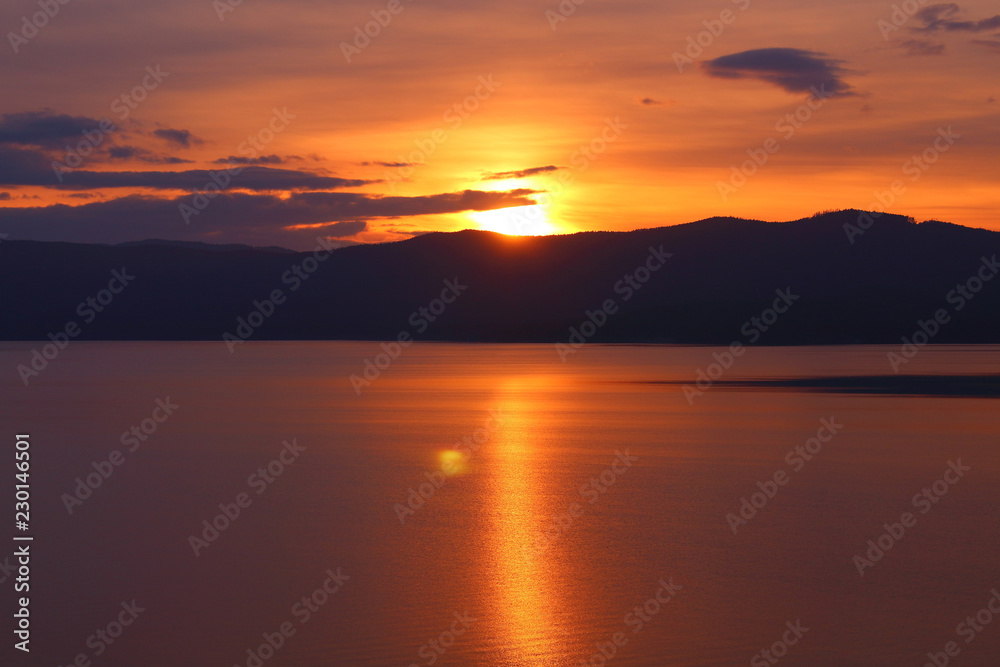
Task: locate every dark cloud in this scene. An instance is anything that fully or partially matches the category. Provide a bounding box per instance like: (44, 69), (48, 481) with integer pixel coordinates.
(0, 145), (57, 182)
(972, 37), (1000, 52)
(52, 166), (372, 191)
(0, 111), (111, 149)
(639, 98), (662, 106)
(107, 146), (140, 159)
(900, 39), (946, 55)
(108, 146), (195, 164)
(213, 154), (291, 165)
(0, 147), (374, 191)
(481, 165), (562, 180)
(913, 3), (1000, 32)
(701, 48), (857, 97)
(0, 192), (10, 200)
(153, 128), (202, 148)
(359, 161), (417, 168)
(0, 189), (538, 249)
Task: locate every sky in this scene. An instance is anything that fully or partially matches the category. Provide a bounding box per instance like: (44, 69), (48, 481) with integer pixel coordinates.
(0, 0), (997, 249)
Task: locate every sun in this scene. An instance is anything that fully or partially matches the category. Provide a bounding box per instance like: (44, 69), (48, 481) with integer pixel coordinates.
(469, 205), (557, 236)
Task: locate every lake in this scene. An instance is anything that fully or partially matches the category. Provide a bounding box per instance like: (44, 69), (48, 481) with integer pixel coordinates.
(2, 342), (999, 666)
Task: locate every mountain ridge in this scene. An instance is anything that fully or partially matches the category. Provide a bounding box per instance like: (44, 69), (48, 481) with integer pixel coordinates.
(1, 210), (997, 344)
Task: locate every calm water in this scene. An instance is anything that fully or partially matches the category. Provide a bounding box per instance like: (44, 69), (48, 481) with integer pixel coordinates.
(2, 343), (999, 666)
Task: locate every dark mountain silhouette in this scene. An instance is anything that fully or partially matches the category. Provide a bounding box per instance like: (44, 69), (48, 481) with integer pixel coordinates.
(1, 210), (998, 343)
(114, 239), (296, 254)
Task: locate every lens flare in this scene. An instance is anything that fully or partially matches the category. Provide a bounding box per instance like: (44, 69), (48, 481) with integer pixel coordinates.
(439, 449), (467, 475)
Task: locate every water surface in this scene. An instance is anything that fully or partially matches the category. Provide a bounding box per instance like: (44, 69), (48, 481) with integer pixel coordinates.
(2, 343), (998, 666)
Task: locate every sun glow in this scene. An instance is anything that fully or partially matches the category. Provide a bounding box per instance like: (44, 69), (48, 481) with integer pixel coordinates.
(469, 205), (557, 236)
(438, 449), (467, 476)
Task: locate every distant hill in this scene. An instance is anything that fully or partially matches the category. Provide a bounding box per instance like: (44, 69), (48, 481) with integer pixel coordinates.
(1, 210), (998, 343)
(114, 239), (295, 254)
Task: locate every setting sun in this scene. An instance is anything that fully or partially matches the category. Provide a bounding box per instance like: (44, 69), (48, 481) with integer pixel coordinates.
(470, 205), (558, 236)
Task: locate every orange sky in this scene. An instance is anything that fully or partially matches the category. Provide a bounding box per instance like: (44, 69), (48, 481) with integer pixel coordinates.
(0, 0), (997, 248)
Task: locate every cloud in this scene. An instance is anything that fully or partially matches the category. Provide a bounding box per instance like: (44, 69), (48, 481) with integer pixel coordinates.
(359, 161), (417, 168)
(481, 165), (562, 180)
(53, 166), (372, 191)
(0, 145), (57, 181)
(899, 39), (946, 55)
(913, 3), (1000, 32)
(637, 97), (677, 108)
(153, 128), (202, 147)
(108, 146), (195, 164)
(701, 48), (857, 97)
(213, 154), (293, 165)
(0, 192), (10, 200)
(0, 111), (110, 149)
(0, 147), (374, 191)
(972, 36), (1000, 52)
(0, 189), (538, 249)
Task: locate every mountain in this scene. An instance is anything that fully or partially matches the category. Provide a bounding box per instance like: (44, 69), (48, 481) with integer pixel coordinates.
(114, 239), (296, 254)
(1, 210), (998, 344)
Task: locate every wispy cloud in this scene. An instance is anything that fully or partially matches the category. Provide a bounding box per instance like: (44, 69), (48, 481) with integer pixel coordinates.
(481, 165), (562, 180)
(153, 128), (203, 147)
(108, 145), (195, 164)
(213, 154), (298, 165)
(0, 145), (373, 191)
(913, 3), (1000, 32)
(899, 39), (946, 55)
(359, 160), (417, 168)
